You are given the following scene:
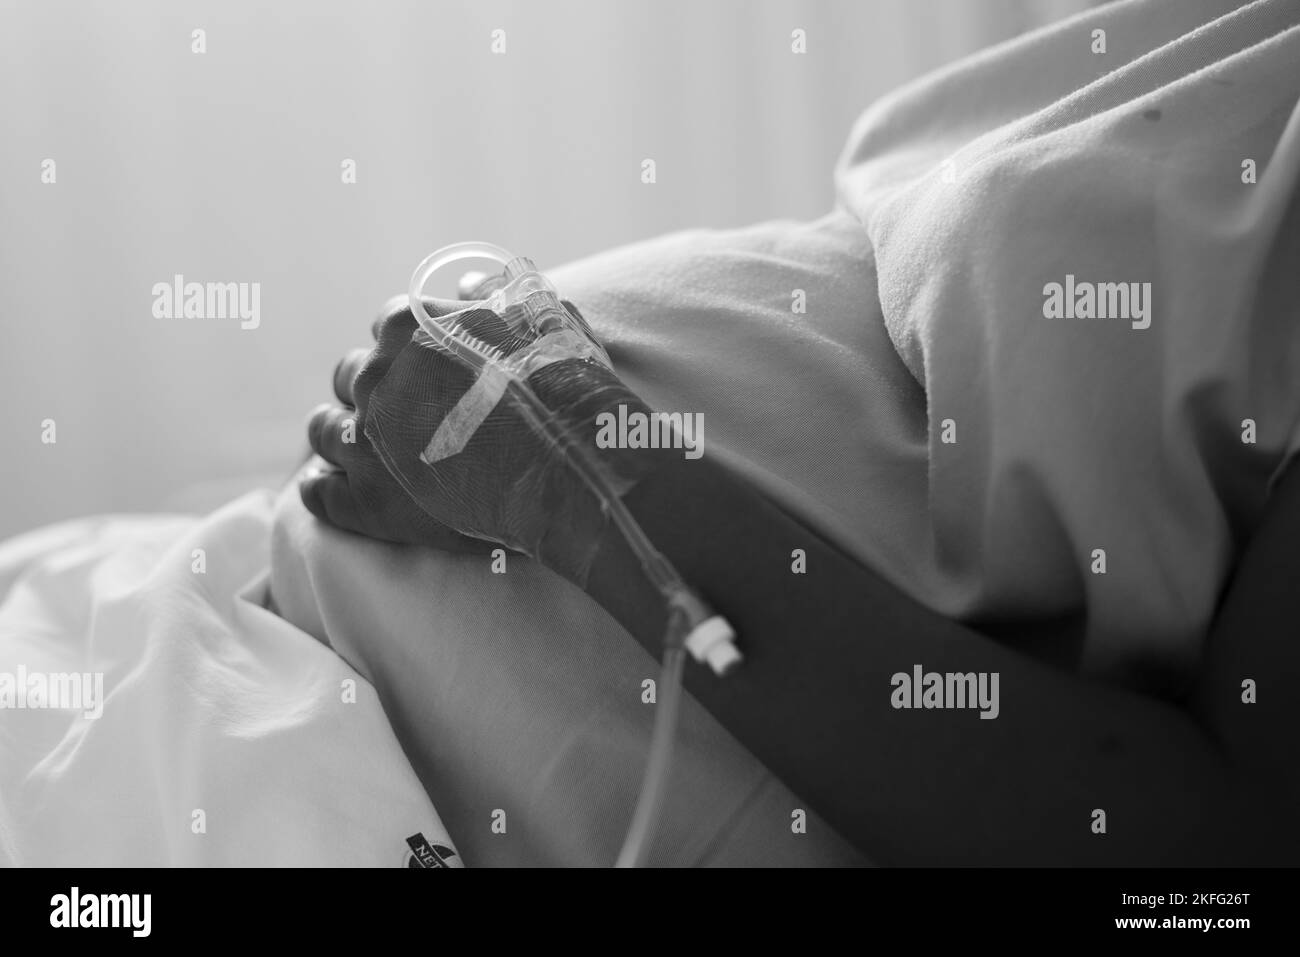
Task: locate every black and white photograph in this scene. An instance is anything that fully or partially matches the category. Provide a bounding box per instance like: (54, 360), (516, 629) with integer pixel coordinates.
(0, 0), (1296, 933)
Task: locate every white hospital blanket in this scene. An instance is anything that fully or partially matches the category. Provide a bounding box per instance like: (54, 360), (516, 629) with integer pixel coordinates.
(833, 0), (1300, 685)
(0, 491), (457, 866)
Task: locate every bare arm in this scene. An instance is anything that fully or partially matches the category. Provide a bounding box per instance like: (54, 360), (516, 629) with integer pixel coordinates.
(584, 451), (1300, 865)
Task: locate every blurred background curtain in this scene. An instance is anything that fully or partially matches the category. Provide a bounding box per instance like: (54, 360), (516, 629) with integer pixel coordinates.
(0, 0), (1095, 538)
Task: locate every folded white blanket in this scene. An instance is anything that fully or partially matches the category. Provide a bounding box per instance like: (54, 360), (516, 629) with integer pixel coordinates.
(835, 0), (1300, 685)
(0, 492), (458, 866)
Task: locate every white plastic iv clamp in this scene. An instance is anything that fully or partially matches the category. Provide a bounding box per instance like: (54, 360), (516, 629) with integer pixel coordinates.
(668, 584), (741, 676)
(685, 617), (742, 674)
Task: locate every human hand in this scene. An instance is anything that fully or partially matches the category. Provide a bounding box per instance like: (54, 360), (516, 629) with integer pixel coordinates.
(299, 293), (496, 553)
(302, 280), (660, 581)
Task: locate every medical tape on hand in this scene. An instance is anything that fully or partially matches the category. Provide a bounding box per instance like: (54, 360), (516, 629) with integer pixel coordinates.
(420, 362), (512, 464)
(419, 326), (609, 465)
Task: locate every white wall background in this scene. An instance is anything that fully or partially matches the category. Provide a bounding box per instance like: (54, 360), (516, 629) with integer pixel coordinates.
(0, 0), (1092, 538)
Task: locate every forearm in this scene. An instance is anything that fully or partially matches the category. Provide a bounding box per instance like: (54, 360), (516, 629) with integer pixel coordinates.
(585, 453), (1294, 865)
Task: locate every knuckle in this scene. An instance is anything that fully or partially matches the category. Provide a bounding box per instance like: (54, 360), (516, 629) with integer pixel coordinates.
(306, 403), (332, 444)
(351, 356), (385, 406)
(299, 472), (327, 517)
(331, 356), (352, 396)
(335, 347), (370, 395)
(373, 299), (415, 342)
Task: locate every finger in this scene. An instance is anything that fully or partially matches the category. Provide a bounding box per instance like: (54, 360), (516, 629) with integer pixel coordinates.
(409, 524), (508, 556)
(332, 347), (371, 407)
(299, 468), (367, 535)
(371, 295), (414, 342)
(457, 270), (505, 300)
(457, 270), (488, 300)
(370, 295), (464, 343)
(306, 402), (363, 468)
(357, 296), (464, 412)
